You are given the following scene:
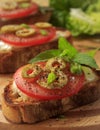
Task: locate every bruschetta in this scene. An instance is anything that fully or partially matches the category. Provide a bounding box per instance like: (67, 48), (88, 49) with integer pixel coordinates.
(0, 22), (72, 73)
(0, 0), (52, 26)
(1, 37), (100, 123)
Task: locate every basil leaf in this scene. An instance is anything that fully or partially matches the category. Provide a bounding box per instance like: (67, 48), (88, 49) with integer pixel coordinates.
(58, 37), (78, 57)
(47, 72), (56, 84)
(60, 48), (76, 61)
(29, 49), (61, 63)
(73, 53), (98, 69)
(86, 48), (100, 57)
(58, 37), (70, 51)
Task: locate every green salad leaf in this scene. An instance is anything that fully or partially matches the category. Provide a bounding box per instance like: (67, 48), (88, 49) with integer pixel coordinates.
(50, 0), (97, 11)
(50, 0), (100, 36)
(50, 10), (68, 27)
(66, 9), (100, 36)
(86, 0), (100, 13)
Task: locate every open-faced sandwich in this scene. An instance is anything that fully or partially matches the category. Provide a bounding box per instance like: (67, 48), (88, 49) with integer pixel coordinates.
(0, 0), (52, 26)
(1, 37), (100, 123)
(0, 22), (72, 73)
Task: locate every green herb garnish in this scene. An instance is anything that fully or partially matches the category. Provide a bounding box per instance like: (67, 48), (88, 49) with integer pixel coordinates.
(73, 53), (98, 68)
(40, 29), (48, 36)
(29, 37), (99, 74)
(29, 49), (61, 63)
(19, 3), (30, 8)
(47, 72), (56, 84)
(58, 37), (77, 55)
(20, 23), (30, 29)
(70, 63), (82, 74)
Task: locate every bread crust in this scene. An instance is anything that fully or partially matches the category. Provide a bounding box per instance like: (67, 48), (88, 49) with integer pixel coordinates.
(0, 7), (52, 27)
(71, 78), (100, 106)
(2, 84), (75, 123)
(0, 29), (72, 73)
(1, 71), (100, 123)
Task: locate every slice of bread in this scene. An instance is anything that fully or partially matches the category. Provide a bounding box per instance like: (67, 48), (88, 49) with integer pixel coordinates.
(0, 29), (72, 73)
(1, 83), (75, 123)
(72, 72), (100, 106)
(1, 71), (100, 123)
(0, 7), (52, 27)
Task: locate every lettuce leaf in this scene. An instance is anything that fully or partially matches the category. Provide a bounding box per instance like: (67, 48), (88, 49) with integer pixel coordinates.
(86, 0), (100, 13)
(50, 0), (97, 11)
(66, 9), (100, 36)
(50, 0), (100, 36)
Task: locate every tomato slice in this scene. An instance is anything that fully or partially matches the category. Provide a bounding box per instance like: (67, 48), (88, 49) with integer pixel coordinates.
(0, 2), (39, 19)
(14, 63), (85, 100)
(0, 26), (56, 47)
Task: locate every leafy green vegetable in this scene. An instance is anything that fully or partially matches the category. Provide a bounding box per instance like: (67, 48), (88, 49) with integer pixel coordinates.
(68, 0), (97, 10)
(66, 9), (100, 36)
(50, 0), (97, 11)
(73, 53), (98, 68)
(29, 37), (99, 71)
(50, 10), (68, 27)
(86, 0), (100, 13)
(50, 0), (100, 36)
(90, 12), (100, 33)
(59, 37), (78, 58)
(50, 0), (70, 11)
(29, 49), (61, 63)
(58, 37), (73, 51)
(47, 72), (56, 84)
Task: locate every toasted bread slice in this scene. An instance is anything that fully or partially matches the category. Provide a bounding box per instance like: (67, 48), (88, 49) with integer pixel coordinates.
(1, 71), (100, 123)
(0, 7), (52, 27)
(1, 83), (75, 123)
(72, 71), (100, 106)
(0, 29), (72, 73)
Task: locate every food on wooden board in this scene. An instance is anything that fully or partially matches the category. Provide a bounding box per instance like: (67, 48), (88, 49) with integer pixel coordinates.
(1, 37), (100, 123)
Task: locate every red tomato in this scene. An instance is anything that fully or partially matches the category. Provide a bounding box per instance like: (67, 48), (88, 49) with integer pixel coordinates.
(0, 26), (56, 47)
(14, 62), (85, 100)
(0, 2), (39, 19)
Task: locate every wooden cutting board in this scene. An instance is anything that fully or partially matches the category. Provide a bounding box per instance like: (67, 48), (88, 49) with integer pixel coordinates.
(0, 38), (100, 130)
